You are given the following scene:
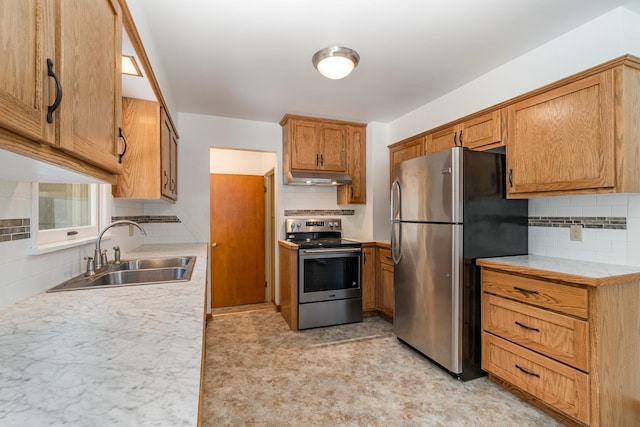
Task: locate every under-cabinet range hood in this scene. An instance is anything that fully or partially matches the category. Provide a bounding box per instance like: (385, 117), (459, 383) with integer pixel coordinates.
(284, 171), (352, 186)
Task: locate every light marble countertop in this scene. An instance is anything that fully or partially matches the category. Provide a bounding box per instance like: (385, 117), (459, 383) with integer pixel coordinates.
(477, 254), (640, 286)
(0, 243), (207, 426)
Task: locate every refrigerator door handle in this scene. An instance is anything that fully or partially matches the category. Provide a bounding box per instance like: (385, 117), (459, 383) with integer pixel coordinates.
(390, 179), (402, 264)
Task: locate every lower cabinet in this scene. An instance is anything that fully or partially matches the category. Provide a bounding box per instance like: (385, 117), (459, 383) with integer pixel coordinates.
(376, 247), (394, 320)
(361, 245), (376, 314)
(479, 262), (640, 426)
(278, 242), (298, 331)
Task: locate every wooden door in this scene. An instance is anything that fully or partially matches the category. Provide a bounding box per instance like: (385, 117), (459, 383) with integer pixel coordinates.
(0, 0), (54, 144)
(210, 174), (265, 308)
(507, 72), (615, 197)
(290, 119), (320, 170)
(318, 123), (347, 172)
(57, 0), (121, 173)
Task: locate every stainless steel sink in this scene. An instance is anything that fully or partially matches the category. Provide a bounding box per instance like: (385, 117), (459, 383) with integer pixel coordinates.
(115, 256), (193, 270)
(47, 256), (196, 292)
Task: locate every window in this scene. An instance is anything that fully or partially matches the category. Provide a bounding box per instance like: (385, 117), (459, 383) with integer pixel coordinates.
(32, 183), (111, 251)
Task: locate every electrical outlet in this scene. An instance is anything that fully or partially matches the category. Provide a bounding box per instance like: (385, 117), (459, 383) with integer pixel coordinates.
(570, 224), (583, 242)
(129, 224), (134, 237)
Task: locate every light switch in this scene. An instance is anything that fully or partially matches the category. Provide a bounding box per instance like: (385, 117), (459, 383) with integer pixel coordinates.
(570, 225), (583, 241)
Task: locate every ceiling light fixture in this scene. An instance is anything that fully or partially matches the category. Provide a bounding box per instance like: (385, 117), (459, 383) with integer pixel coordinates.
(121, 54), (143, 77)
(312, 46), (360, 80)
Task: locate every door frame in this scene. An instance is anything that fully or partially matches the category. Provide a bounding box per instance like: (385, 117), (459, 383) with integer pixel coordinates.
(265, 169), (276, 303)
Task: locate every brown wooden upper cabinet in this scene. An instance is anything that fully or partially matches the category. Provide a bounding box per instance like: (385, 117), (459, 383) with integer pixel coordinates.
(388, 135), (425, 186)
(283, 116), (347, 173)
(162, 107), (179, 200)
(281, 114), (367, 204)
(0, 0), (122, 179)
(114, 99), (178, 202)
(425, 110), (505, 154)
(507, 72), (616, 198)
(337, 125), (366, 204)
(507, 58), (640, 198)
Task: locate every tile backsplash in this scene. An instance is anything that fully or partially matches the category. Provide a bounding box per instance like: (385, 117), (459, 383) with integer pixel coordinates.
(284, 209), (355, 216)
(0, 218), (30, 242)
(528, 194), (640, 265)
(528, 216), (626, 229)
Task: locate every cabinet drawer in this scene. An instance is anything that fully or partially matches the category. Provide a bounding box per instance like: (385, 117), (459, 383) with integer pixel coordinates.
(378, 248), (394, 266)
(483, 333), (590, 425)
(482, 294), (589, 372)
(482, 269), (588, 319)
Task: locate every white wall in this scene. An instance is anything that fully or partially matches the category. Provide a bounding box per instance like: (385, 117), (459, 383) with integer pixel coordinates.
(210, 148), (275, 175)
(0, 180), (145, 309)
(376, 6), (640, 266)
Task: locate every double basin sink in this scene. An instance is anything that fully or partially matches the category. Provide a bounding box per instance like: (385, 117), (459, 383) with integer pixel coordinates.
(47, 256), (196, 292)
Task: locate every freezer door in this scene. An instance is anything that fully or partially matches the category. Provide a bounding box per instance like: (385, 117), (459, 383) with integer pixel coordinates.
(393, 222), (463, 374)
(393, 147), (462, 223)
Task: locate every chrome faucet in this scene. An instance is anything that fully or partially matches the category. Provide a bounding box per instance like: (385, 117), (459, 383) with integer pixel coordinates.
(94, 220), (147, 269)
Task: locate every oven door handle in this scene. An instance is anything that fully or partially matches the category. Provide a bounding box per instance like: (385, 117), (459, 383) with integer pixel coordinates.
(301, 248), (362, 254)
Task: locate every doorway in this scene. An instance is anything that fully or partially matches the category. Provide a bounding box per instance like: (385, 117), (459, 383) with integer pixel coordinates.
(209, 148), (277, 309)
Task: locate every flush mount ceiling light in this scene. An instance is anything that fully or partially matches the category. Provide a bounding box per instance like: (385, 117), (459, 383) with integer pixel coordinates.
(312, 46), (360, 80)
(121, 54), (143, 77)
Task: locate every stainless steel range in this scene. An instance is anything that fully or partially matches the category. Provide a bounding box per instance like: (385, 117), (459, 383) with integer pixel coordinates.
(285, 218), (362, 330)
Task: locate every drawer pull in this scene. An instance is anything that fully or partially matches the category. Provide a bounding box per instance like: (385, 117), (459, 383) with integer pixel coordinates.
(515, 364), (540, 378)
(515, 321), (540, 332)
(514, 286), (539, 295)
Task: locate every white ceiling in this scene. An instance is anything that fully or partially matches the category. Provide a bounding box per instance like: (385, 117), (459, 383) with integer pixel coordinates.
(127, 0), (639, 124)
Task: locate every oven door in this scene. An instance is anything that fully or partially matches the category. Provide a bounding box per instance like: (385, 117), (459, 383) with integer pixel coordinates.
(298, 247), (361, 303)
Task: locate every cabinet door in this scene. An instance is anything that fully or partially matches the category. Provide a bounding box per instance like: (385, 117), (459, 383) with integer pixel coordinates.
(361, 247), (376, 311)
(0, 0), (54, 144)
(290, 119), (320, 170)
(318, 123), (347, 172)
(57, 0), (122, 173)
(337, 126), (366, 204)
(115, 98), (161, 198)
(161, 109), (173, 199)
(461, 110), (504, 150)
(378, 263), (394, 318)
(170, 132), (178, 199)
(507, 72), (614, 197)
(389, 136), (424, 186)
(426, 126), (458, 154)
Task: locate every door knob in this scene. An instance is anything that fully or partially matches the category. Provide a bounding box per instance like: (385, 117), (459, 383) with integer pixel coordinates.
(211, 242), (218, 248)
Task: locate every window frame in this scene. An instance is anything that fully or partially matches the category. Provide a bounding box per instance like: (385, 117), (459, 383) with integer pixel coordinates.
(30, 183), (111, 254)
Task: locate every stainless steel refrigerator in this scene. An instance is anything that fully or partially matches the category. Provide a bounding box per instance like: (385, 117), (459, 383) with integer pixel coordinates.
(391, 147), (527, 381)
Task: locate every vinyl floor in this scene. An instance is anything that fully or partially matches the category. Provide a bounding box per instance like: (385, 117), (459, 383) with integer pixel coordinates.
(201, 304), (563, 426)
